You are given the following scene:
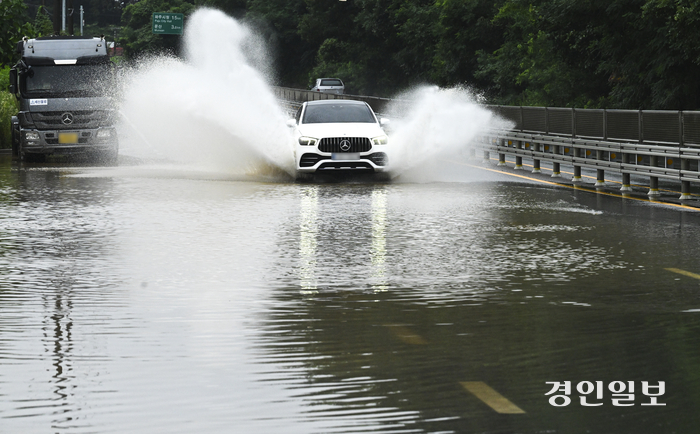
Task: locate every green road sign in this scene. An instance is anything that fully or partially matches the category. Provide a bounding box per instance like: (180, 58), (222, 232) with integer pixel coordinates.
(152, 13), (184, 35)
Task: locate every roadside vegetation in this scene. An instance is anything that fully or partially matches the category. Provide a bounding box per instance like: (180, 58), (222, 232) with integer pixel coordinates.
(0, 67), (18, 149)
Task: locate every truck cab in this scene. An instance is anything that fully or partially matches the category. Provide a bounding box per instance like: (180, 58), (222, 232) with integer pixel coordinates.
(9, 36), (119, 164)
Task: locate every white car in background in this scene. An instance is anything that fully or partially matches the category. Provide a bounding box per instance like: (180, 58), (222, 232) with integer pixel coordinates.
(288, 100), (391, 179)
(310, 78), (345, 94)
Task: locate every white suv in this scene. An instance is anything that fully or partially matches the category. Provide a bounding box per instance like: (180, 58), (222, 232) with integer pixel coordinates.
(288, 100), (391, 179)
(310, 78), (345, 94)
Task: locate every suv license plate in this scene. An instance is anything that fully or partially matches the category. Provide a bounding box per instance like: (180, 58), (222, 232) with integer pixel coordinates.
(332, 153), (360, 160)
(58, 132), (79, 144)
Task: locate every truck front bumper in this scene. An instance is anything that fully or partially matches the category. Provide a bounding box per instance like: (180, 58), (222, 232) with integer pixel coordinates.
(21, 128), (118, 155)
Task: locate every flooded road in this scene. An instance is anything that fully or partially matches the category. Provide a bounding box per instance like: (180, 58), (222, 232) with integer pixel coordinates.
(1, 156), (700, 433)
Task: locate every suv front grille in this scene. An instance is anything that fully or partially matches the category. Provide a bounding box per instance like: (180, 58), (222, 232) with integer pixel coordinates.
(318, 137), (372, 153)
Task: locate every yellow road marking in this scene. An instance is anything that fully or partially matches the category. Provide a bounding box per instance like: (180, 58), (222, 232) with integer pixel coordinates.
(383, 324), (428, 345)
(461, 381), (526, 414)
(458, 161), (700, 212)
(666, 268), (700, 280)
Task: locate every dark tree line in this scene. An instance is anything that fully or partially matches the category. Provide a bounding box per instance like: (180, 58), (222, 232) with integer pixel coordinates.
(6, 0), (700, 109)
(246, 0), (700, 110)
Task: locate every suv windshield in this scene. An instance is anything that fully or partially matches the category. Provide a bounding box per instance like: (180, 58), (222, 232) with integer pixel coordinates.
(303, 104), (375, 124)
(24, 64), (114, 97)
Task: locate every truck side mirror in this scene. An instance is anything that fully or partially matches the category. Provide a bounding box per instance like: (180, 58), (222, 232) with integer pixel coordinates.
(8, 68), (17, 94)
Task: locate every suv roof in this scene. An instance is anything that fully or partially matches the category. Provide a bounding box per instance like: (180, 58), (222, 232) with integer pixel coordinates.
(305, 100), (365, 106)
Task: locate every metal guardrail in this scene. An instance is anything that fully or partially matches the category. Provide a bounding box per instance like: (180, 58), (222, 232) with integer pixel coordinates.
(479, 106), (700, 199)
(486, 106), (700, 146)
(274, 88), (699, 199)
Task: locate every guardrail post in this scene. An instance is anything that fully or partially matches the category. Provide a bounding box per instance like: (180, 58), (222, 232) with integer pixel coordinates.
(680, 159), (692, 200)
(533, 142), (541, 173)
(572, 148), (582, 183)
(620, 175), (632, 191)
(498, 138), (506, 166)
(595, 150), (605, 188)
(552, 145), (561, 177)
(596, 169), (605, 188)
(514, 140), (523, 169)
(620, 149), (632, 191)
(648, 155), (660, 196)
(648, 177), (660, 196)
(621, 151), (632, 192)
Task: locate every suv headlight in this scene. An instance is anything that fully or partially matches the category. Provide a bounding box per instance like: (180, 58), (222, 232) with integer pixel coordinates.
(298, 136), (318, 146)
(372, 135), (388, 145)
(25, 131), (40, 140)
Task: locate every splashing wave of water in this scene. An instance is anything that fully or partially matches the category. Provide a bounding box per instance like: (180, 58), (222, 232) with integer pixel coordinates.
(387, 86), (511, 182)
(117, 9), (510, 183)
(118, 8), (295, 179)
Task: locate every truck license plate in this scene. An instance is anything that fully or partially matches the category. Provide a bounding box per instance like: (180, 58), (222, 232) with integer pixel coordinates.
(58, 132), (79, 144)
(331, 153), (360, 160)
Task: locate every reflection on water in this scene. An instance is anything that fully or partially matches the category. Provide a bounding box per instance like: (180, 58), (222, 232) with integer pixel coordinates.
(299, 186), (318, 292)
(371, 188), (388, 292)
(1, 158), (700, 433)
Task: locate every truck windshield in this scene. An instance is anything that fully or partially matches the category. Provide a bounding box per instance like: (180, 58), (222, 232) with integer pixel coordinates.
(24, 64), (114, 97)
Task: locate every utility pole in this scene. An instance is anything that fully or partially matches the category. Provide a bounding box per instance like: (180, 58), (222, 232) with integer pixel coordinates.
(67, 0), (74, 35)
(53, 0), (61, 34)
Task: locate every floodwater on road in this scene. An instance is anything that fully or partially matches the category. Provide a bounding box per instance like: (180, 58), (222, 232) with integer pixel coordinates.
(1, 155), (699, 434)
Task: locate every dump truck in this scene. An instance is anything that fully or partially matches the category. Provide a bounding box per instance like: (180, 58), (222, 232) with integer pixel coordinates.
(8, 36), (118, 163)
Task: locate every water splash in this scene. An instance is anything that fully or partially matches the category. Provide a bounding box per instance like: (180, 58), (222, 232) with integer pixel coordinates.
(118, 8), (295, 179)
(117, 10), (509, 183)
(387, 86), (511, 182)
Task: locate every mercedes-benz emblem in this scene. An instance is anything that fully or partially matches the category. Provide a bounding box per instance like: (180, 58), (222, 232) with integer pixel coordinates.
(61, 112), (74, 125)
(339, 139), (351, 152)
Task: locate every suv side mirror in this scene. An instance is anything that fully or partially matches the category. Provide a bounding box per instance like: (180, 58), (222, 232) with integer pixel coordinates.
(8, 68), (17, 94)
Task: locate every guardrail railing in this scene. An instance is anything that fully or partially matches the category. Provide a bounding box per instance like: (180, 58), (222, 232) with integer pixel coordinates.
(479, 106), (700, 199)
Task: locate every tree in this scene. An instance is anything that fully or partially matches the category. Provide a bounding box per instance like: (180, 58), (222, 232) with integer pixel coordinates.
(246, 0), (312, 87)
(34, 6), (55, 37)
(432, 0), (503, 89)
(299, 0), (440, 96)
(0, 0), (36, 67)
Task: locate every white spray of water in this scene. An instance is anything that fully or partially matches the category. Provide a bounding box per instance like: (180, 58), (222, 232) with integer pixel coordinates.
(118, 8), (295, 179)
(387, 86), (511, 182)
(117, 10), (509, 183)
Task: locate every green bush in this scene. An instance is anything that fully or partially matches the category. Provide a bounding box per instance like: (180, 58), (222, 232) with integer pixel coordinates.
(0, 67), (18, 149)
(0, 92), (18, 149)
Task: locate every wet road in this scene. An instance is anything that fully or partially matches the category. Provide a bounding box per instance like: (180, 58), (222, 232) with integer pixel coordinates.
(1, 155), (699, 433)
